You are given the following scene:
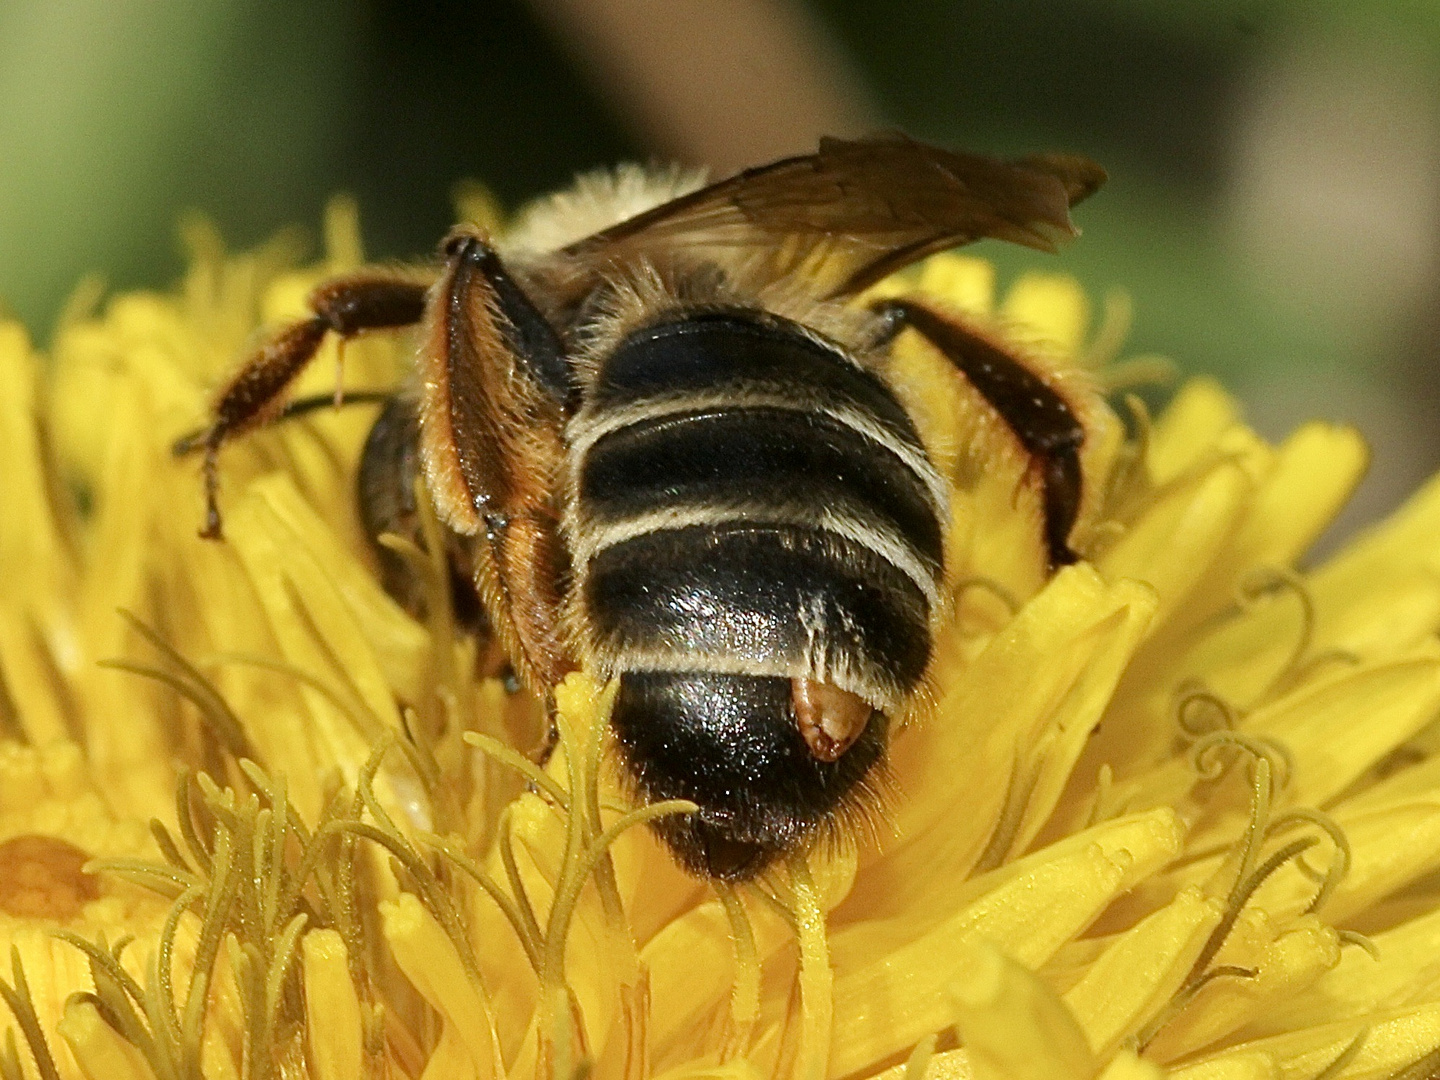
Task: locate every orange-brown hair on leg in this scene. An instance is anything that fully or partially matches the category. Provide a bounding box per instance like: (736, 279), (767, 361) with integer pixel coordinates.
(175, 272), (430, 539)
(418, 227), (577, 700)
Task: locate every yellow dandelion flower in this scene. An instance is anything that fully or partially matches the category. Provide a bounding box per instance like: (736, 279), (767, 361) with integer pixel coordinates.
(3, 189), (1440, 1080)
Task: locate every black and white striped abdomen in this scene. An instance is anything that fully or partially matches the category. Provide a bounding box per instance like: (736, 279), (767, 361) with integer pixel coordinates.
(566, 311), (947, 709)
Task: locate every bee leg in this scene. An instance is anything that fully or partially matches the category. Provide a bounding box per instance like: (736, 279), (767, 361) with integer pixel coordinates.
(872, 297), (1085, 569)
(438, 227), (574, 406)
(270, 389), (394, 422)
(424, 226), (577, 704)
(350, 394), (491, 639)
(171, 390), (394, 466)
(534, 704), (561, 766)
(176, 274), (429, 539)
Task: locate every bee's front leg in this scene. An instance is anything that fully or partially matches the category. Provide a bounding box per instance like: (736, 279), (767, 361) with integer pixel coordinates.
(176, 273), (431, 539)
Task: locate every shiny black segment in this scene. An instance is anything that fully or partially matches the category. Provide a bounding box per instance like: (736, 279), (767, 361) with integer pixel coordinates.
(593, 313), (921, 444)
(611, 671), (887, 879)
(581, 406), (943, 568)
(587, 523), (932, 691)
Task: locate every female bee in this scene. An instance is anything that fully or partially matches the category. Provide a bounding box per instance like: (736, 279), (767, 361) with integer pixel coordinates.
(181, 136), (1104, 879)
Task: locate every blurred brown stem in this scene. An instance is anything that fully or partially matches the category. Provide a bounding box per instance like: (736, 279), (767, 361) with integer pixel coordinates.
(524, 0), (879, 172)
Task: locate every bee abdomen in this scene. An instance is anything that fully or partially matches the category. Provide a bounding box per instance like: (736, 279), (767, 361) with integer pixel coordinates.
(610, 670), (889, 879)
(579, 406), (944, 571)
(588, 522), (931, 705)
(569, 312), (946, 708)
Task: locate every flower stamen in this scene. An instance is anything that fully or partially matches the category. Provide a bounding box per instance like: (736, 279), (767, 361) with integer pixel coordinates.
(717, 883), (760, 1063)
(1175, 681), (1242, 739)
(902, 1033), (938, 1080)
(1263, 807), (1351, 915)
(1237, 568), (1317, 703)
(784, 853), (831, 1080)
(422, 833), (542, 970)
(1131, 964), (1257, 1053)
(101, 610), (255, 761)
(0, 948), (62, 1080)
(949, 576), (1021, 625)
(972, 747), (1044, 874)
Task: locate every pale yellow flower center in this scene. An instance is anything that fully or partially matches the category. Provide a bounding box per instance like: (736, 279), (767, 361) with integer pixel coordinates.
(0, 205), (1437, 1080)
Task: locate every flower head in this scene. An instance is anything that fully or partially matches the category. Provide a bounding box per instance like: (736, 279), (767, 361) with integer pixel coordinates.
(0, 197), (1439, 1080)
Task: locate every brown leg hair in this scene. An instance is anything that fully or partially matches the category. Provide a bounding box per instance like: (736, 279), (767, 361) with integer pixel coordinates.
(184, 234), (578, 727)
(418, 227), (577, 699)
(873, 297), (1086, 569)
(176, 274), (429, 538)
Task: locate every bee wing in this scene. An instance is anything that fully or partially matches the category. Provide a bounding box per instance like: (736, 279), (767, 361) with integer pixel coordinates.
(562, 135), (1106, 298)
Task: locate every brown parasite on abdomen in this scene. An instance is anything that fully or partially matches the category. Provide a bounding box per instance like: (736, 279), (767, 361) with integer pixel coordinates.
(177, 135), (1105, 880)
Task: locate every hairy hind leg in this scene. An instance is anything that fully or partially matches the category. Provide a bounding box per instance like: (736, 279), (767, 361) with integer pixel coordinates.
(873, 297), (1086, 569)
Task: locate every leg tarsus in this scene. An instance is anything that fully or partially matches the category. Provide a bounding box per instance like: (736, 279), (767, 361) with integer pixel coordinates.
(172, 391), (391, 462)
(200, 437), (224, 540)
(1041, 448), (1082, 568)
(182, 315), (328, 540)
(533, 698), (560, 766)
(333, 338), (346, 409)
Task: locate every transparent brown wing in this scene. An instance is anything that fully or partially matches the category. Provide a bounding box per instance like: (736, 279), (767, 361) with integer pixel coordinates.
(562, 134), (1106, 298)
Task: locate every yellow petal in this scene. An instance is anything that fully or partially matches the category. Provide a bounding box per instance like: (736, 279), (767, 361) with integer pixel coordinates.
(1142, 567), (1440, 731)
(1183, 1004), (1440, 1080)
(303, 930), (363, 1080)
(224, 475), (420, 821)
(1010, 579), (1156, 856)
(951, 941), (1094, 1080)
(1256, 798), (1440, 925)
(1144, 916), (1340, 1062)
(57, 998), (155, 1080)
(1314, 469), (1440, 604)
(849, 565), (1155, 923)
(1094, 1050), (1166, 1080)
(249, 467), (430, 696)
(1212, 422), (1367, 579)
(918, 254), (995, 315)
(1098, 458), (1250, 627)
(829, 809), (1183, 1077)
(1167, 1052), (1278, 1080)
(651, 1061), (767, 1080)
(1062, 886), (1223, 1056)
(1001, 272), (1090, 355)
(1139, 424), (1368, 647)
(1243, 648), (1440, 807)
(1243, 905), (1440, 1036)
(1146, 378), (1243, 486)
(0, 323), (68, 605)
(382, 893), (503, 1080)
(871, 1046), (976, 1080)
(645, 900), (733, 1068)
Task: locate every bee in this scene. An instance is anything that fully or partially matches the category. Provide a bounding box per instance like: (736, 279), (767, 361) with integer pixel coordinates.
(179, 135), (1105, 880)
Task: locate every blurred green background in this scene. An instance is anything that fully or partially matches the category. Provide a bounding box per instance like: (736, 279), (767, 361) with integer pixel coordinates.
(1, 0), (1437, 537)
